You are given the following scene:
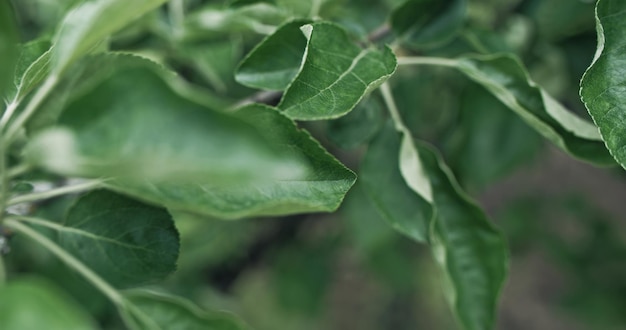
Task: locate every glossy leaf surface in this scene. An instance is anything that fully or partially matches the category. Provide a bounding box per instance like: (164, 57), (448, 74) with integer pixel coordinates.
(59, 190), (179, 288)
(0, 278), (96, 330)
(580, 0), (626, 169)
(278, 22), (397, 120)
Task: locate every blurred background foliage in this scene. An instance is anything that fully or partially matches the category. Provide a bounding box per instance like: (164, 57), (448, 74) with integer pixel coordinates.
(5, 0), (626, 329)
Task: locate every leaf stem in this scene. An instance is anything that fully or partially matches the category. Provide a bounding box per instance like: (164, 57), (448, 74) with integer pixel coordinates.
(3, 75), (59, 145)
(169, 0), (185, 38)
(380, 82), (407, 132)
(397, 56), (459, 67)
(0, 101), (19, 132)
(8, 179), (104, 206)
(5, 218), (125, 305)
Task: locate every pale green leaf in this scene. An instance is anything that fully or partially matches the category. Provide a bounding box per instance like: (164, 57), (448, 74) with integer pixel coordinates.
(109, 104), (356, 219)
(456, 54), (614, 166)
(580, 0), (626, 169)
(123, 290), (249, 330)
(235, 19), (310, 90)
(391, 0), (466, 49)
(51, 0), (167, 74)
(278, 22), (397, 120)
(0, 1), (18, 97)
(0, 278), (96, 330)
(10, 40), (52, 103)
(58, 190), (179, 288)
(26, 55), (304, 186)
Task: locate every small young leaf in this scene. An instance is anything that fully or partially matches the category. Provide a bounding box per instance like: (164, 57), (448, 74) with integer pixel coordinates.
(10, 40), (52, 103)
(235, 19), (310, 90)
(360, 122), (432, 243)
(278, 22), (397, 120)
(580, 0), (626, 169)
(58, 190), (180, 288)
(51, 0), (166, 74)
(0, 1), (18, 97)
(456, 54), (614, 166)
(391, 0), (466, 49)
(123, 290), (249, 330)
(110, 104), (356, 219)
(0, 278), (96, 330)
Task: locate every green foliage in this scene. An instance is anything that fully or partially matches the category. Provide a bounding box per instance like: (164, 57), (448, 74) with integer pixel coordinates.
(1, 0), (625, 329)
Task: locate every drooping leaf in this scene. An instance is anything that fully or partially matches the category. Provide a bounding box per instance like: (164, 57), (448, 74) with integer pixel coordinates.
(10, 39), (52, 103)
(0, 1), (18, 97)
(391, 0), (466, 49)
(0, 278), (96, 330)
(58, 190), (179, 288)
(580, 0), (626, 169)
(123, 290), (249, 330)
(26, 55), (304, 186)
(235, 19), (310, 90)
(51, 0), (167, 74)
(110, 104), (356, 219)
(360, 122), (432, 243)
(361, 123), (507, 330)
(277, 22), (397, 120)
(456, 54), (614, 166)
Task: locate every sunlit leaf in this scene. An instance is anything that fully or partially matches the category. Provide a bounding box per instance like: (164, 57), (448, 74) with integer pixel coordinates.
(0, 278), (96, 330)
(58, 190), (179, 288)
(278, 22), (397, 120)
(580, 0), (626, 169)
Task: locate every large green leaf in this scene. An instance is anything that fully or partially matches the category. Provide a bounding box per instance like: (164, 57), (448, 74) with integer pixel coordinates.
(361, 123), (507, 330)
(0, 1), (18, 97)
(277, 22), (397, 120)
(123, 290), (249, 330)
(26, 55), (304, 185)
(360, 122), (432, 243)
(391, 0), (466, 49)
(580, 0), (626, 169)
(58, 190), (179, 288)
(51, 0), (166, 74)
(456, 54), (614, 166)
(235, 19), (310, 90)
(0, 278), (96, 330)
(110, 104), (356, 219)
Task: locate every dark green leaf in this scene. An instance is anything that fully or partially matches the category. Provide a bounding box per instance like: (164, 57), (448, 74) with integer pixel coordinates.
(327, 97), (385, 149)
(391, 0), (466, 49)
(58, 190), (179, 288)
(26, 55), (304, 186)
(580, 0), (626, 169)
(51, 0), (167, 74)
(277, 22), (397, 120)
(123, 290), (249, 330)
(0, 1), (18, 97)
(360, 122), (432, 243)
(456, 54), (614, 166)
(235, 19), (310, 90)
(0, 278), (96, 330)
(109, 104), (356, 219)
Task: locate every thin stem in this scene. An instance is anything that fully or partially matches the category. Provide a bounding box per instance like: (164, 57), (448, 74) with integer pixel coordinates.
(169, 0), (185, 38)
(380, 82), (407, 132)
(4, 75), (59, 144)
(7, 163), (32, 179)
(397, 56), (459, 68)
(310, 0), (322, 17)
(0, 101), (18, 132)
(5, 218), (125, 305)
(8, 179), (103, 206)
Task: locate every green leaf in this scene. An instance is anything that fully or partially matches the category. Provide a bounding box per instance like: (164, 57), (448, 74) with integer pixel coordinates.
(360, 122), (432, 243)
(123, 290), (249, 330)
(0, 1), (18, 97)
(456, 54), (614, 166)
(26, 55), (304, 186)
(10, 39), (52, 103)
(0, 278), (96, 330)
(109, 104), (356, 219)
(327, 97), (385, 149)
(51, 0), (166, 74)
(391, 0), (466, 49)
(580, 0), (626, 169)
(361, 123), (507, 330)
(58, 190), (179, 288)
(235, 19), (310, 90)
(418, 142), (507, 330)
(277, 22), (397, 120)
